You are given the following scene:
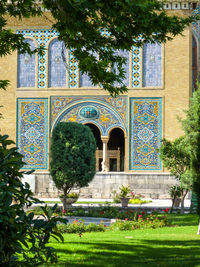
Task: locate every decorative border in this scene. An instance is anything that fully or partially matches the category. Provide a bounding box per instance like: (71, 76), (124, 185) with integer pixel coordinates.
(132, 46), (142, 88)
(69, 48), (78, 88)
(50, 96), (128, 136)
(17, 98), (48, 169)
(51, 96), (127, 129)
(129, 97), (162, 170)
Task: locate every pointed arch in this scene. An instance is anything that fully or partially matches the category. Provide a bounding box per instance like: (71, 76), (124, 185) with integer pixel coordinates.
(48, 38), (67, 87)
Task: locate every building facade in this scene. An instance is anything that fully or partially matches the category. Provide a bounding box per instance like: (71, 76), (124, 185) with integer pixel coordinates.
(0, 1), (199, 198)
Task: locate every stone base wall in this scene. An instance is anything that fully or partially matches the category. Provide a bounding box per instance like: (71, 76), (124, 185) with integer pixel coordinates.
(33, 172), (179, 199)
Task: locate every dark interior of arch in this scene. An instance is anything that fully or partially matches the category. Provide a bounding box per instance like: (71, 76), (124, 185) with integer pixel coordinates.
(108, 128), (125, 171)
(85, 123), (103, 150)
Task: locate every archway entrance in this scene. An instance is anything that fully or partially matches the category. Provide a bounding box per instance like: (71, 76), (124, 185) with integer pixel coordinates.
(85, 124), (125, 172)
(108, 128), (125, 171)
(85, 123), (103, 171)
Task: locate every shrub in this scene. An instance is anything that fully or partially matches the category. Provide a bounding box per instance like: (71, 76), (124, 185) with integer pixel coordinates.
(50, 122), (96, 210)
(0, 135), (66, 265)
(110, 214), (169, 231)
(57, 220), (106, 234)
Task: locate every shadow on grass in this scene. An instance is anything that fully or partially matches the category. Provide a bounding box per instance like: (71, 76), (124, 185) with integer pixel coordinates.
(51, 237), (200, 267)
(167, 214), (199, 226)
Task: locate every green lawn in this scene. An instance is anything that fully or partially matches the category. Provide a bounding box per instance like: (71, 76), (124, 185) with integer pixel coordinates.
(47, 214), (200, 267)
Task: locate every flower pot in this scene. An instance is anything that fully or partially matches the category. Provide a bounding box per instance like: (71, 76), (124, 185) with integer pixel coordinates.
(120, 198), (130, 208)
(60, 197), (78, 207)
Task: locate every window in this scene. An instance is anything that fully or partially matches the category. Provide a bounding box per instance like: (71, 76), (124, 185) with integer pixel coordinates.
(143, 42), (162, 87)
(17, 39), (36, 87)
(48, 39), (67, 87)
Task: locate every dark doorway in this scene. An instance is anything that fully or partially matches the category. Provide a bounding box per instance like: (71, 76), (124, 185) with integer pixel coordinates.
(85, 123), (103, 171)
(108, 128), (125, 171)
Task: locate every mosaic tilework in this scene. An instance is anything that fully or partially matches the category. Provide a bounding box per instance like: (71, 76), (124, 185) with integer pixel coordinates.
(56, 102), (123, 136)
(69, 48), (78, 88)
(51, 96), (127, 131)
(132, 46), (142, 88)
(17, 39), (36, 87)
(129, 98), (162, 170)
(17, 29), (59, 88)
(79, 72), (94, 87)
(143, 43), (162, 87)
(79, 51), (98, 87)
(17, 98), (48, 169)
(192, 6), (200, 37)
(114, 50), (130, 87)
(48, 39), (67, 87)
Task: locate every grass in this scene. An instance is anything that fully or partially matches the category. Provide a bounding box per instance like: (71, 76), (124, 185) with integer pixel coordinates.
(46, 214), (200, 266)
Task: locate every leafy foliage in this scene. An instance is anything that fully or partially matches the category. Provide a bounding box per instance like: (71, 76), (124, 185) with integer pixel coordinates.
(0, 0), (198, 95)
(43, 0), (197, 95)
(0, 134), (66, 265)
(159, 137), (192, 213)
(182, 86), (200, 219)
(50, 122), (96, 210)
(58, 220), (106, 234)
(0, 0), (42, 90)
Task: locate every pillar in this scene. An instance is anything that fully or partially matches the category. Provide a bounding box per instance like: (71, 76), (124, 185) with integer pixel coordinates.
(101, 137), (109, 172)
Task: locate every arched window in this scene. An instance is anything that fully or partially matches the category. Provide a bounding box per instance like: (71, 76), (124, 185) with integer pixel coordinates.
(17, 39), (36, 87)
(192, 35), (198, 90)
(143, 43), (162, 87)
(48, 39), (67, 87)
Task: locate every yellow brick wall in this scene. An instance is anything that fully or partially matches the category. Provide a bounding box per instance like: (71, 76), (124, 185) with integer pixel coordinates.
(0, 12), (193, 172)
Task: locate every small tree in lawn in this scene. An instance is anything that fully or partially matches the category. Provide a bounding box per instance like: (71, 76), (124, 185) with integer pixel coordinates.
(182, 85), (200, 234)
(159, 137), (192, 214)
(50, 122), (96, 210)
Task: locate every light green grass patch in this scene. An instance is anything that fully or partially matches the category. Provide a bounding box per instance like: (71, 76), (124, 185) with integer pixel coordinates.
(47, 215), (200, 266)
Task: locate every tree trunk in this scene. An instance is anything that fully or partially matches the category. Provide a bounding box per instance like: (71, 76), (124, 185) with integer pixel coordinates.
(62, 187), (69, 211)
(180, 190), (188, 214)
(170, 194), (176, 214)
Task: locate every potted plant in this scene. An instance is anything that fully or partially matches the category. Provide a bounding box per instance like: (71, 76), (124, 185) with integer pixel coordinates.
(119, 185), (131, 207)
(169, 185), (181, 207)
(59, 192), (79, 207)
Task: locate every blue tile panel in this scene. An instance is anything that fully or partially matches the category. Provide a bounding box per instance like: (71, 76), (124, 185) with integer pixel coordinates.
(79, 72), (94, 87)
(50, 96), (128, 135)
(114, 50), (130, 87)
(142, 43), (162, 87)
(17, 29), (162, 89)
(79, 51), (98, 87)
(17, 29), (59, 88)
(132, 46), (142, 87)
(17, 98), (48, 169)
(48, 39), (67, 87)
(17, 39), (36, 87)
(129, 98), (162, 170)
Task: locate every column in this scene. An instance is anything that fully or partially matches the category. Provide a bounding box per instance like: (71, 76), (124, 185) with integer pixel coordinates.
(101, 137), (109, 172)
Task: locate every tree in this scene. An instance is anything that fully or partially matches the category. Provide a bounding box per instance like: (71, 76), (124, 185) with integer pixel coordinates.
(50, 122), (96, 210)
(0, 134), (66, 265)
(43, 0), (196, 95)
(159, 137), (192, 214)
(0, 0), (197, 95)
(182, 85), (200, 234)
(0, 0), (43, 91)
